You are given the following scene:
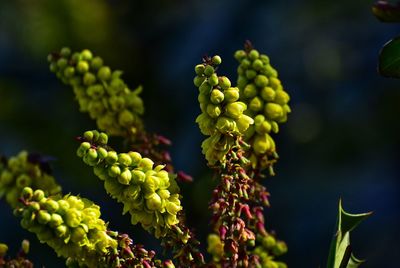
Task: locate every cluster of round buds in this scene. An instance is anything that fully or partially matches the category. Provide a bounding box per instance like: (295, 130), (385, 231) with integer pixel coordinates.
(15, 187), (118, 268)
(48, 47), (144, 136)
(76, 130), (182, 238)
(194, 55), (254, 165)
(0, 240), (33, 268)
(234, 45), (290, 170)
(0, 151), (61, 209)
(252, 234), (288, 268)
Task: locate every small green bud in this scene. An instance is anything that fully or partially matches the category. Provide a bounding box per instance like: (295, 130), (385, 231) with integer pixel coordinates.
(146, 193), (162, 210)
(195, 64), (205, 75)
(248, 49), (260, 60)
(21, 240), (29, 254)
(44, 199), (59, 213)
(60, 47), (71, 57)
(83, 131), (94, 141)
(225, 102), (246, 119)
(49, 62), (58, 72)
(71, 52), (81, 62)
(37, 210), (52, 224)
(131, 170), (146, 184)
(199, 81), (212, 94)
(273, 241), (288, 255)
(208, 73), (219, 86)
(97, 66), (111, 81)
(87, 148), (98, 161)
(128, 152), (142, 165)
(249, 96), (263, 112)
(55, 224), (68, 237)
(118, 153), (132, 167)
(97, 147), (108, 159)
(193, 76), (206, 87)
(76, 61), (89, 73)
(240, 59), (251, 69)
(261, 87), (276, 101)
(204, 65), (214, 76)
(206, 104), (222, 118)
(49, 213), (64, 227)
(70, 226), (86, 243)
(64, 208), (82, 228)
(118, 169), (132, 185)
(33, 190), (45, 201)
(212, 55), (222, 65)
(81, 49), (93, 61)
(253, 134), (271, 154)
(22, 187), (33, 199)
(264, 103), (284, 120)
(243, 84), (257, 98)
(216, 117), (236, 132)
(274, 90), (290, 105)
(98, 132), (108, 145)
(254, 75), (269, 87)
(260, 54), (270, 64)
(252, 59), (263, 71)
(224, 88), (239, 103)
(218, 76), (231, 90)
(138, 158), (154, 171)
(0, 243), (8, 257)
(108, 165), (121, 178)
(106, 151), (118, 164)
(237, 76), (248, 88)
(64, 66), (75, 78)
(210, 89), (224, 104)
(245, 69), (257, 80)
(83, 72), (96, 86)
(255, 120), (272, 134)
(91, 56), (103, 70)
(234, 50), (246, 61)
(57, 200), (70, 215)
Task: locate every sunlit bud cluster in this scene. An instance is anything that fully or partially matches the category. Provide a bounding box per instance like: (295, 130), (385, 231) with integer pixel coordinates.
(234, 45), (291, 170)
(77, 130), (182, 238)
(48, 47), (144, 136)
(14, 187), (118, 268)
(194, 56), (254, 165)
(0, 151), (61, 209)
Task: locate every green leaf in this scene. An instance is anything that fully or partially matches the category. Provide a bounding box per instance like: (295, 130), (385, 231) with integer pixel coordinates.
(372, 1), (400, 22)
(378, 37), (400, 78)
(326, 199), (372, 268)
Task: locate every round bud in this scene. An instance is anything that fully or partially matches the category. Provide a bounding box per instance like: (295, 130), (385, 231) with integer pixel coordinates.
(57, 200), (70, 215)
(55, 224), (68, 237)
(218, 76), (231, 90)
(108, 165), (121, 178)
(249, 97), (263, 112)
(274, 90), (290, 105)
(246, 69), (257, 80)
(71, 226), (86, 243)
(97, 66), (111, 81)
(255, 120), (272, 134)
(71, 52), (81, 62)
(216, 117), (236, 133)
(224, 88), (240, 103)
(83, 72), (96, 86)
(87, 148), (98, 161)
(106, 151), (118, 164)
(22, 187), (33, 200)
(248, 49), (260, 60)
(146, 193), (162, 210)
(131, 170), (146, 184)
(252, 59), (263, 71)
(261, 87), (275, 101)
(225, 102), (246, 119)
(254, 75), (269, 87)
(212, 55), (222, 65)
(83, 131), (94, 141)
(208, 73), (219, 86)
(195, 64), (205, 75)
(0, 243), (8, 257)
(204, 65), (214, 76)
(237, 76), (248, 88)
(254, 114), (265, 125)
(57, 58), (68, 69)
(128, 152), (142, 165)
(64, 66), (75, 78)
(260, 54), (270, 64)
(33, 190), (45, 201)
(253, 134), (271, 154)
(64, 208), (82, 228)
(97, 147), (108, 159)
(37, 210), (52, 224)
(98, 132), (108, 145)
(60, 47), (71, 57)
(118, 169), (132, 185)
(234, 50), (246, 61)
(44, 199), (59, 213)
(264, 103), (284, 120)
(262, 235), (276, 248)
(243, 84), (257, 99)
(206, 104), (222, 118)
(199, 81), (212, 94)
(49, 214), (64, 228)
(21, 240), (30, 254)
(91, 56), (104, 70)
(49, 62), (58, 72)
(241, 59), (251, 69)
(77, 61), (89, 73)
(118, 153), (132, 167)
(210, 89), (224, 104)
(138, 158), (154, 171)
(193, 76), (206, 87)
(79, 50), (92, 61)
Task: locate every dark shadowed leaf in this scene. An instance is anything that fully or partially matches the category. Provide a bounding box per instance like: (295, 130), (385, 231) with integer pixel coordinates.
(378, 37), (400, 78)
(372, 1), (400, 22)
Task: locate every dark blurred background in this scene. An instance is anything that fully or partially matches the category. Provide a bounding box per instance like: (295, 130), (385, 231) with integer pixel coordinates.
(0, 0), (399, 267)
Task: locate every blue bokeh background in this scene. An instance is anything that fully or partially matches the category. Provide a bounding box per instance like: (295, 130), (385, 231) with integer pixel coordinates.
(0, 0), (399, 267)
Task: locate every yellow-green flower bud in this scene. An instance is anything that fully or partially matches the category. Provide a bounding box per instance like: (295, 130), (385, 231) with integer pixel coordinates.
(37, 210), (52, 224)
(108, 165), (121, 178)
(264, 103), (284, 120)
(97, 66), (111, 81)
(210, 89), (224, 104)
(146, 193), (162, 210)
(128, 152), (142, 165)
(249, 97), (264, 112)
(204, 65), (214, 76)
(55, 224), (68, 237)
(248, 49), (260, 60)
(193, 76), (206, 87)
(236, 114), (254, 133)
(97, 147), (108, 159)
(243, 84), (257, 99)
(274, 90), (290, 105)
(77, 61), (89, 74)
(255, 120), (272, 134)
(225, 102), (246, 119)
(70, 226), (86, 243)
(195, 64), (205, 75)
(64, 208), (82, 228)
(16, 175), (31, 188)
(118, 153), (132, 167)
(224, 87), (240, 103)
(252, 59), (263, 71)
(0, 244), (8, 257)
(253, 134), (271, 154)
(131, 170), (146, 184)
(208, 74), (219, 86)
(91, 56), (103, 70)
(254, 75), (269, 87)
(57, 58), (68, 69)
(81, 49), (93, 61)
(83, 131), (94, 141)
(118, 169), (132, 185)
(246, 69), (257, 79)
(206, 104), (222, 118)
(49, 213), (64, 228)
(98, 132), (108, 145)
(60, 47), (71, 57)
(43, 199), (59, 213)
(218, 76), (231, 90)
(106, 151), (118, 165)
(212, 55), (222, 65)
(234, 50), (246, 61)
(216, 117), (236, 133)
(261, 87), (276, 101)
(33, 190), (45, 201)
(138, 158), (154, 171)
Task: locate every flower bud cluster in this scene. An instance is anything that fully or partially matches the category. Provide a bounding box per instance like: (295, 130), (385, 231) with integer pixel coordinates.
(252, 234), (288, 268)
(15, 187), (118, 268)
(0, 240), (33, 268)
(48, 47), (144, 136)
(194, 55), (254, 165)
(235, 44), (291, 170)
(0, 151), (61, 209)
(77, 130), (182, 238)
